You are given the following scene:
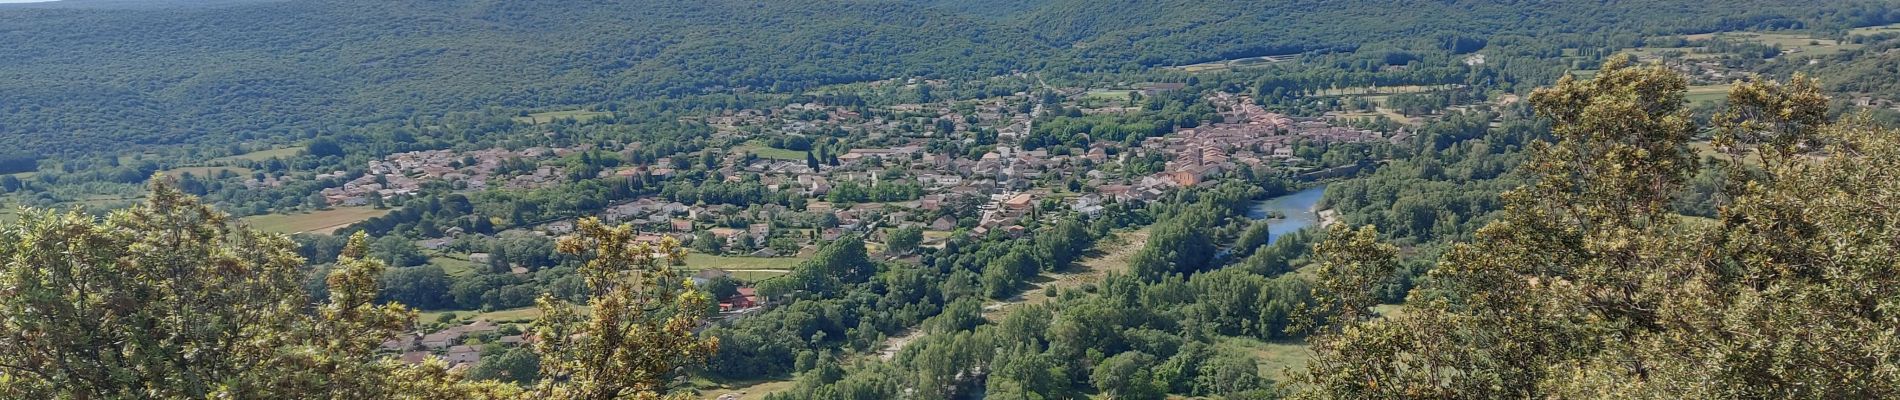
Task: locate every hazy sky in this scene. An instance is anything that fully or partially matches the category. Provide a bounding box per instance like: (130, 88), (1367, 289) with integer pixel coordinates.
(0, 0), (62, 3)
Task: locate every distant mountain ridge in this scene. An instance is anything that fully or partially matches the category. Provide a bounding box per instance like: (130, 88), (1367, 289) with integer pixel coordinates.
(0, 0), (1890, 153)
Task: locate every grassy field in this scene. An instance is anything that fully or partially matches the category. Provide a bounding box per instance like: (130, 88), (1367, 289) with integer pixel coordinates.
(1220, 337), (1313, 384)
(419, 306), (558, 324)
(1689, 140), (1764, 166)
(1333, 108), (1419, 126)
(692, 378), (796, 400)
(1850, 23), (1900, 37)
(1724, 32), (1860, 57)
(1082, 89), (1135, 101)
(1654, 31), (1862, 59)
(1686, 84), (1732, 105)
(728, 269), (791, 281)
(429, 254), (483, 278)
(736, 143), (808, 161)
(212, 147), (302, 163)
(1371, 303), (1408, 319)
(685, 252), (803, 272)
(241, 207), (391, 234)
(1622, 46), (1722, 61)
(513, 110), (612, 124)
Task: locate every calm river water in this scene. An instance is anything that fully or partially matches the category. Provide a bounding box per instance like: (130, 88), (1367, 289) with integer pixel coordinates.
(1245, 185), (1326, 244)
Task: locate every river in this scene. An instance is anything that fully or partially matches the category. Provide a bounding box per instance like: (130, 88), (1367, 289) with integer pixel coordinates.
(1245, 185), (1327, 244)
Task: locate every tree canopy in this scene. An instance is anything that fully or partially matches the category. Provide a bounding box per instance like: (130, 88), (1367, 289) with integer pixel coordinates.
(1295, 57), (1900, 398)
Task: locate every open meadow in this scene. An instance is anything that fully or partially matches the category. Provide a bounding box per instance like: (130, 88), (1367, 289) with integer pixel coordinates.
(241, 207), (391, 234)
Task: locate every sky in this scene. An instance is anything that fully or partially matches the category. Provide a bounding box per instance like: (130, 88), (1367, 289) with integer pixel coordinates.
(0, 0), (62, 3)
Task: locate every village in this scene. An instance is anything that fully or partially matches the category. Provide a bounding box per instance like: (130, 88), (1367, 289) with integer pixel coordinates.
(349, 81), (1400, 368)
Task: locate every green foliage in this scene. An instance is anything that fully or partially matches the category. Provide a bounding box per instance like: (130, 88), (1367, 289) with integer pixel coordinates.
(370, 234), (429, 267)
(1295, 65), (1900, 398)
(1306, 224), (1400, 325)
(0, 179), (517, 399)
(886, 225), (924, 255)
(381, 264), (455, 309)
(759, 236), (873, 298)
(468, 348), (543, 385)
(1091, 351), (1164, 399)
(529, 219), (717, 399)
(3, 0), (1886, 157)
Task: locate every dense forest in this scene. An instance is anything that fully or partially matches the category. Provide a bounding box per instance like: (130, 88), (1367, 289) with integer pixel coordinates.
(4, 0), (1897, 155)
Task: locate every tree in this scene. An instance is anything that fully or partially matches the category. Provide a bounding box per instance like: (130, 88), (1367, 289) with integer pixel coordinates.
(528, 218), (718, 399)
(1230, 221), (1273, 260)
(1092, 351), (1163, 400)
(694, 230), (723, 255)
(371, 234), (429, 267)
(469, 348), (542, 385)
(886, 225), (923, 255)
(0, 178), (515, 398)
(381, 264), (454, 309)
(1032, 219), (1092, 271)
(307, 137), (346, 158)
(1305, 224), (1399, 325)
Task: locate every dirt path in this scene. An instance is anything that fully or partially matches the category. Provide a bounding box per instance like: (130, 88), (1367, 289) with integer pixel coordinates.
(874, 228), (1153, 360)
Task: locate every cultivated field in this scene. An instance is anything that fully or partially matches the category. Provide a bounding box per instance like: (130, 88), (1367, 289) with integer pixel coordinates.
(212, 147), (302, 163)
(684, 252), (802, 281)
(736, 142), (808, 161)
(241, 207), (391, 234)
(1082, 89), (1135, 101)
(1640, 31), (1863, 60)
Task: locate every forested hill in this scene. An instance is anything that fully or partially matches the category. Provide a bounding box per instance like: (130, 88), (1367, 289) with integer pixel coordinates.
(1006, 0), (1900, 67)
(3, 0), (1895, 154)
(0, 0), (1044, 152)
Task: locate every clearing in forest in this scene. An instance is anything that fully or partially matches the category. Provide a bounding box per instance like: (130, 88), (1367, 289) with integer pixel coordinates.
(736, 142), (809, 161)
(212, 147), (303, 163)
(242, 207), (391, 234)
